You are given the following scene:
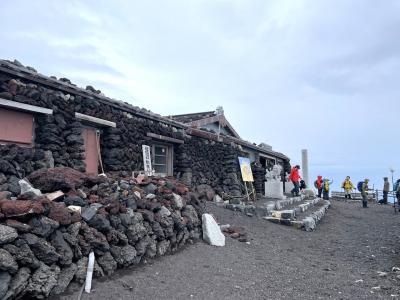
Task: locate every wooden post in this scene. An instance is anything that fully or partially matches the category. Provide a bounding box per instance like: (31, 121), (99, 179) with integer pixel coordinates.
(244, 182), (250, 202)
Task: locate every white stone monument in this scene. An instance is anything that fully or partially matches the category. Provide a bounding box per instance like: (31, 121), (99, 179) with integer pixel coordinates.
(301, 149), (309, 187)
(265, 165), (286, 200)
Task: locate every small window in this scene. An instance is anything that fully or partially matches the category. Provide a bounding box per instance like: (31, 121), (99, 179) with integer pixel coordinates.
(152, 144), (173, 176)
(0, 107), (34, 145)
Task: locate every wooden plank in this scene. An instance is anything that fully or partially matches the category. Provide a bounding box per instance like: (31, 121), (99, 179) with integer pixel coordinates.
(146, 132), (184, 144)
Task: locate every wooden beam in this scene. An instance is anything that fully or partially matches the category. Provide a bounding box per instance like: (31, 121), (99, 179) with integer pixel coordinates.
(146, 132), (184, 144)
(0, 98), (53, 114)
(75, 112), (116, 127)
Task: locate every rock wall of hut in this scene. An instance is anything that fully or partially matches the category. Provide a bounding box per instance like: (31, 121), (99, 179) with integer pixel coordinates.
(0, 74), (243, 196)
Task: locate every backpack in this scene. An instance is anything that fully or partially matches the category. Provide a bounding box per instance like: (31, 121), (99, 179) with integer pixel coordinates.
(324, 181), (329, 192)
(394, 179), (400, 192)
(357, 181), (363, 192)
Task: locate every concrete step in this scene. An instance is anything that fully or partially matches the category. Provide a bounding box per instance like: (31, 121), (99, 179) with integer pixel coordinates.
(257, 196), (304, 216)
(268, 197), (321, 219)
(263, 199), (331, 231)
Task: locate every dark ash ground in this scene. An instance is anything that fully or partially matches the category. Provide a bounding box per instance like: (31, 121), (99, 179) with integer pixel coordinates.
(53, 201), (400, 300)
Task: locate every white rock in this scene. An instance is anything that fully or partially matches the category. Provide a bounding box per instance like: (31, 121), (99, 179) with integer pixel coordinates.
(214, 195), (223, 203)
(145, 193), (156, 199)
(159, 206), (171, 217)
(134, 191), (141, 199)
(46, 190), (64, 201)
(68, 206), (82, 213)
(202, 214), (225, 247)
(172, 193), (183, 209)
(302, 188), (316, 199)
(19, 179), (42, 196)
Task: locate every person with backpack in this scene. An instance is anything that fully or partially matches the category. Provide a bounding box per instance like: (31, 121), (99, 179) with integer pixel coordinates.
(322, 178), (333, 200)
(314, 175), (323, 198)
(341, 176), (355, 199)
(289, 165), (301, 197)
(359, 179), (370, 208)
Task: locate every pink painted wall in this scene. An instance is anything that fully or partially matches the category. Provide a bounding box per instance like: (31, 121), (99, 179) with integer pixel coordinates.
(0, 107), (33, 145)
(82, 127), (99, 175)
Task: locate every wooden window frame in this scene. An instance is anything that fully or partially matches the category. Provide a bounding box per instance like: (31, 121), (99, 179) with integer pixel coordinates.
(151, 143), (173, 176)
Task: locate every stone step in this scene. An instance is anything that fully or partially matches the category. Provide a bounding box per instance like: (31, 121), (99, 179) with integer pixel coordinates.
(263, 199), (331, 231)
(268, 197), (321, 219)
(258, 195), (304, 216)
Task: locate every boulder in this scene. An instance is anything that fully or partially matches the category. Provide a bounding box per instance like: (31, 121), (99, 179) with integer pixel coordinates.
(48, 202), (71, 225)
(197, 184), (215, 201)
(202, 214), (225, 247)
(159, 206), (171, 217)
(87, 214), (112, 232)
(50, 263), (77, 295)
(0, 271), (11, 299)
(19, 179), (42, 197)
(110, 245), (137, 267)
(22, 233), (60, 265)
(302, 188), (316, 199)
(81, 203), (103, 222)
(0, 199), (44, 217)
(0, 224), (18, 244)
(29, 216), (59, 238)
(3, 241), (40, 269)
(24, 263), (60, 299)
(172, 193), (183, 209)
(182, 205), (200, 227)
(64, 195), (86, 206)
(0, 249), (18, 274)
(156, 240), (170, 256)
(97, 252), (117, 275)
(50, 230), (73, 266)
(27, 167), (100, 193)
(5, 219), (31, 233)
(3, 267), (30, 300)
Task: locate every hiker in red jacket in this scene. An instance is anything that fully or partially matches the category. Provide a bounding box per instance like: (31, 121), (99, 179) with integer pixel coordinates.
(289, 165), (301, 196)
(314, 175), (323, 198)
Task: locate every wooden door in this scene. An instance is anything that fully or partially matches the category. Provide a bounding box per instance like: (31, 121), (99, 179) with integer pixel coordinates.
(82, 128), (99, 175)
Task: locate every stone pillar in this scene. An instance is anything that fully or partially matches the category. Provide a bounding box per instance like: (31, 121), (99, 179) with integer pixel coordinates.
(301, 149), (309, 187)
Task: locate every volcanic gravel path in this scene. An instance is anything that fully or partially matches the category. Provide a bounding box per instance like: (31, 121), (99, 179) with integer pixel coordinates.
(53, 200), (400, 300)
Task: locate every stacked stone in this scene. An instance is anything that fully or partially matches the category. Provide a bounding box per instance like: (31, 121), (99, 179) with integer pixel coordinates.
(0, 63), (250, 198)
(0, 167), (204, 299)
(251, 162), (266, 197)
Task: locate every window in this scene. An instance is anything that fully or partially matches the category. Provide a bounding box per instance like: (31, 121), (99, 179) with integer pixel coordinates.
(0, 107), (34, 145)
(152, 144), (173, 176)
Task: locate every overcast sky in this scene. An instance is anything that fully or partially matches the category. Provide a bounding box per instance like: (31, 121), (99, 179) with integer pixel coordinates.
(1, 0), (399, 190)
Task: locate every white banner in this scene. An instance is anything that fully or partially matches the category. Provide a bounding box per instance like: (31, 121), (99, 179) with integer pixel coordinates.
(142, 145), (153, 176)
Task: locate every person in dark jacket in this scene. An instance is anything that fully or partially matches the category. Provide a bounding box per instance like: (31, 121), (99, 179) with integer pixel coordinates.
(379, 177), (390, 204)
(361, 179), (370, 208)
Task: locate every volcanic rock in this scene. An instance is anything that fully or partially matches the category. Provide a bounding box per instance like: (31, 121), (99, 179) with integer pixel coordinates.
(0, 224), (18, 244)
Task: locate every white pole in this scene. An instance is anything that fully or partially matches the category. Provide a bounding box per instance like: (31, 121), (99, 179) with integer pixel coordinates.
(85, 252), (95, 293)
(301, 149), (309, 187)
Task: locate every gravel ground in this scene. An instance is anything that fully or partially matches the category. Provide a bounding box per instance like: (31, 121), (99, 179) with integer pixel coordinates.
(53, 201), (400, 300)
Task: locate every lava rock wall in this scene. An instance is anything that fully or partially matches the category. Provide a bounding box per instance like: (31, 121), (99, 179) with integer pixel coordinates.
(0, 73), (244, 197)
(0, 167), (203, 299)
